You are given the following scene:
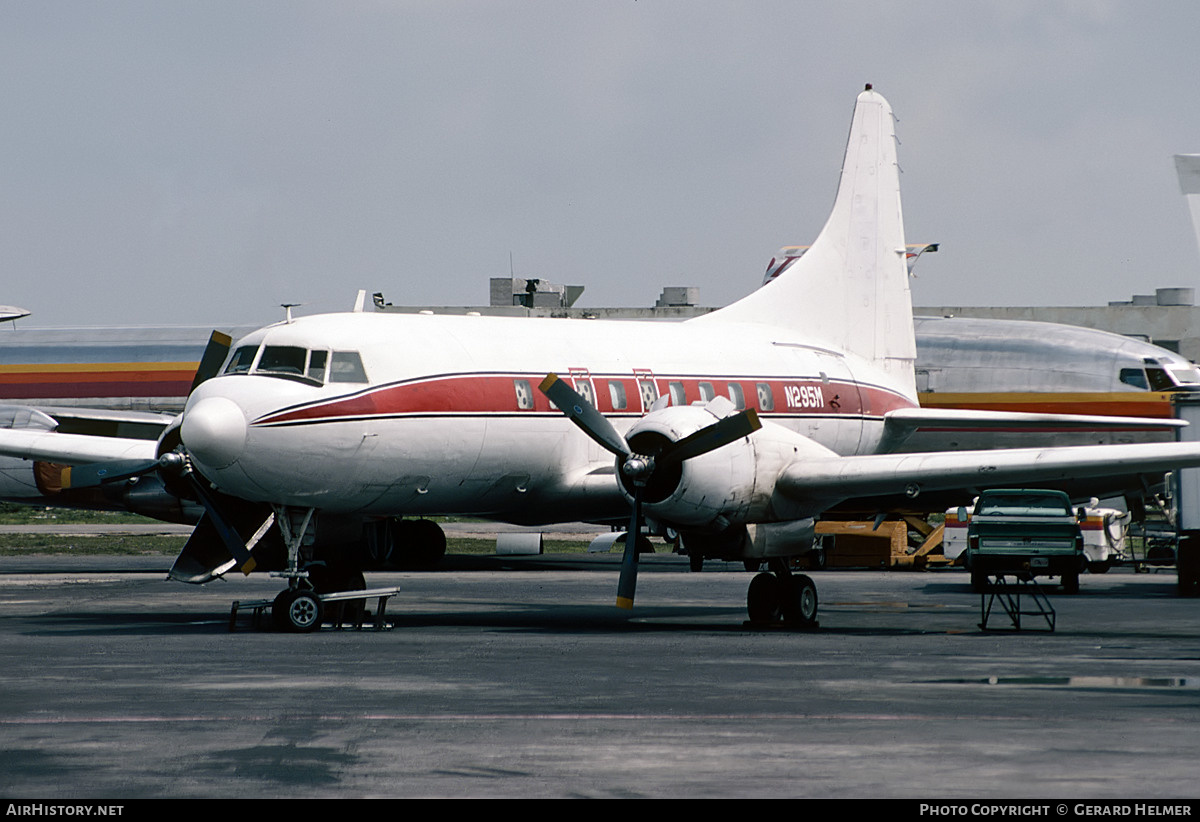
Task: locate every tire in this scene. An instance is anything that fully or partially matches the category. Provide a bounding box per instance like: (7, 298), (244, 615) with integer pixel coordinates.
(1061, 573), (1080, 595)
(779, 574), (819, 629)
(407, 519), (447, 570)
(747, 572), (782, 624)
(971, 570), (987, 593)
(273, 589), (323, 633)
(689, 552), (704, 572)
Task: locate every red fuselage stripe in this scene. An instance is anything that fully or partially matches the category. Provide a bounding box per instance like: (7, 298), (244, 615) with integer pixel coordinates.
(251, 373), (916, 427)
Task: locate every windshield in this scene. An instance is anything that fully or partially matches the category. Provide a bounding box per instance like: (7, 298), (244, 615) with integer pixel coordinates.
(219, 343), (365, 386)
(976, 493), (1071, 517)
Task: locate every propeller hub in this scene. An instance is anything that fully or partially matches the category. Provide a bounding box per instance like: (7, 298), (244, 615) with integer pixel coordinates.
(181, 396), (247, 471)
(621, 454), (655, 482)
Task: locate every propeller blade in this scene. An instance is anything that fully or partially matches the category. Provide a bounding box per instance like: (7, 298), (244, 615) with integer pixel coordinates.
(659, 408), (761, 467)
(539, 373), (631, 458)
(616, 489), (642, 609)
(62, 458), (164, 490)
(190, 330), (233, 393)
(183, 472), (259, 575)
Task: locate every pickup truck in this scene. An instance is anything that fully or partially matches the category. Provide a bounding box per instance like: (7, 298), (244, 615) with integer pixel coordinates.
(959, 489), (1087, 593)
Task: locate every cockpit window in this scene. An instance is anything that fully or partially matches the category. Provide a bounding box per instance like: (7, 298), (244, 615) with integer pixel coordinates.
(1169, 366), (1200, 386)
(307, 350), (328, 383)
(257, 345), (307, 376)
(221, 344), (362, 386)
(224, 345), (259, 374)
(329, 351), (368, 383)
(1119, 368), (1149, 390)
(1145, 365), (1176, 392)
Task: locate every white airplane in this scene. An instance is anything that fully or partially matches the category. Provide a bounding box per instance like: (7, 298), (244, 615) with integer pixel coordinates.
(0, 306), (30, 324)
(6, 85), (1200, 631)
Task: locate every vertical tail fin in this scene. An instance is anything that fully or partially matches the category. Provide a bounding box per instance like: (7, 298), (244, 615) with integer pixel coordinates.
(695, 86), (916, 398)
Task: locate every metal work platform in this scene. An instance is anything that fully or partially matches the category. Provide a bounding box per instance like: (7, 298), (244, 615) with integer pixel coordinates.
(229, 587), (402, 632)
(978, 574), (1056, 632)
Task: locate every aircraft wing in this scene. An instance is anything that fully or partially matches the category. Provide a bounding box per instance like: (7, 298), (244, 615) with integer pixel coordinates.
(879, 407), (1185, 452)
(0, 426), (157, 465)
(779, 441), (1200, 506)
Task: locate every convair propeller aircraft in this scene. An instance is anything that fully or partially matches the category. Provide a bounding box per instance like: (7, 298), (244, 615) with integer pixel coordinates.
(8, 86), (1200, 631)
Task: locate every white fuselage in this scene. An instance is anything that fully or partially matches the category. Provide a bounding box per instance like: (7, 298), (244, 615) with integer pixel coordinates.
(182, 312), (916, 524)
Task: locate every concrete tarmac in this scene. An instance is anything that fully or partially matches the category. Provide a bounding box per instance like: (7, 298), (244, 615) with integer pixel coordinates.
(0, 553), (1198, 799)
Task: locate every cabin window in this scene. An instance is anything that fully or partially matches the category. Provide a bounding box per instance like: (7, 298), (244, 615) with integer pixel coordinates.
(638, 379), (658, 409)
(756, 383), (774, 411)
(728, 383), (745, 409)
(225, 345), (259, 374)
(608, 380), (627, 410)
(573, 379), (595, 408)
(1119, 368), (1149, 390)
(513, 379), (534, 410)
(698, 382), (715, 402)
(668, 381), (686, 407)
(329, 351), (369, 383)
(257, 345), (307, 376)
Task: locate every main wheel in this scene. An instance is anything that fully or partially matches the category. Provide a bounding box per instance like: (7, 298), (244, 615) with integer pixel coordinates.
(408, 519), (447, 570)
(779, 574), (819, 629)
(273, 589), (324, 633)
(747, 572), (782, 624)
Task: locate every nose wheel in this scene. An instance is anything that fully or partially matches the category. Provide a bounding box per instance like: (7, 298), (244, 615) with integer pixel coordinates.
(272, 588), (323, 633)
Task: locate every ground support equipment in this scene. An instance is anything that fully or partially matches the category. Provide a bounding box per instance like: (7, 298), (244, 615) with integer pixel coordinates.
(229, 586), (401, 632)
(979, 573), (1056, 632)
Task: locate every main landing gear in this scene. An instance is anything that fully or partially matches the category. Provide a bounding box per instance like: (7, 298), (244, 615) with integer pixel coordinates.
(745, 558), (819, 629)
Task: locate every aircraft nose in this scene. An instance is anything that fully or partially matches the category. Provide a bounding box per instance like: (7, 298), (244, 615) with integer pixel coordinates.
(182, 396), (247, 470)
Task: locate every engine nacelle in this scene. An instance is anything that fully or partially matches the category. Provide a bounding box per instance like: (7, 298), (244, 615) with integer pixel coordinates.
(622, 403), (835, 530)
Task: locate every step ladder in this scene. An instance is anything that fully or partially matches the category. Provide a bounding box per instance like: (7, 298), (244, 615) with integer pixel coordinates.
(979, 573), (1056, 632)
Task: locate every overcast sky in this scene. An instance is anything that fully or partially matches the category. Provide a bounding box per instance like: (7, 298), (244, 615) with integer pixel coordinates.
(4, 1), (1200, 328)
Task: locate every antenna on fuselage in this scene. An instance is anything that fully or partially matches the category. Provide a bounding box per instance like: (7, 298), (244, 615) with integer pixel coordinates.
(281, 303), (301, 323)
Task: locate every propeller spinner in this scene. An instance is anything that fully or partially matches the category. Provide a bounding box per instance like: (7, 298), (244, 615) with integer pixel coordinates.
(539, 373), (761, 609)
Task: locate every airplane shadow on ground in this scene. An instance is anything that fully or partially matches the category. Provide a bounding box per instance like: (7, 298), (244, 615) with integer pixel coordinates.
(15, 602), (954, 637)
